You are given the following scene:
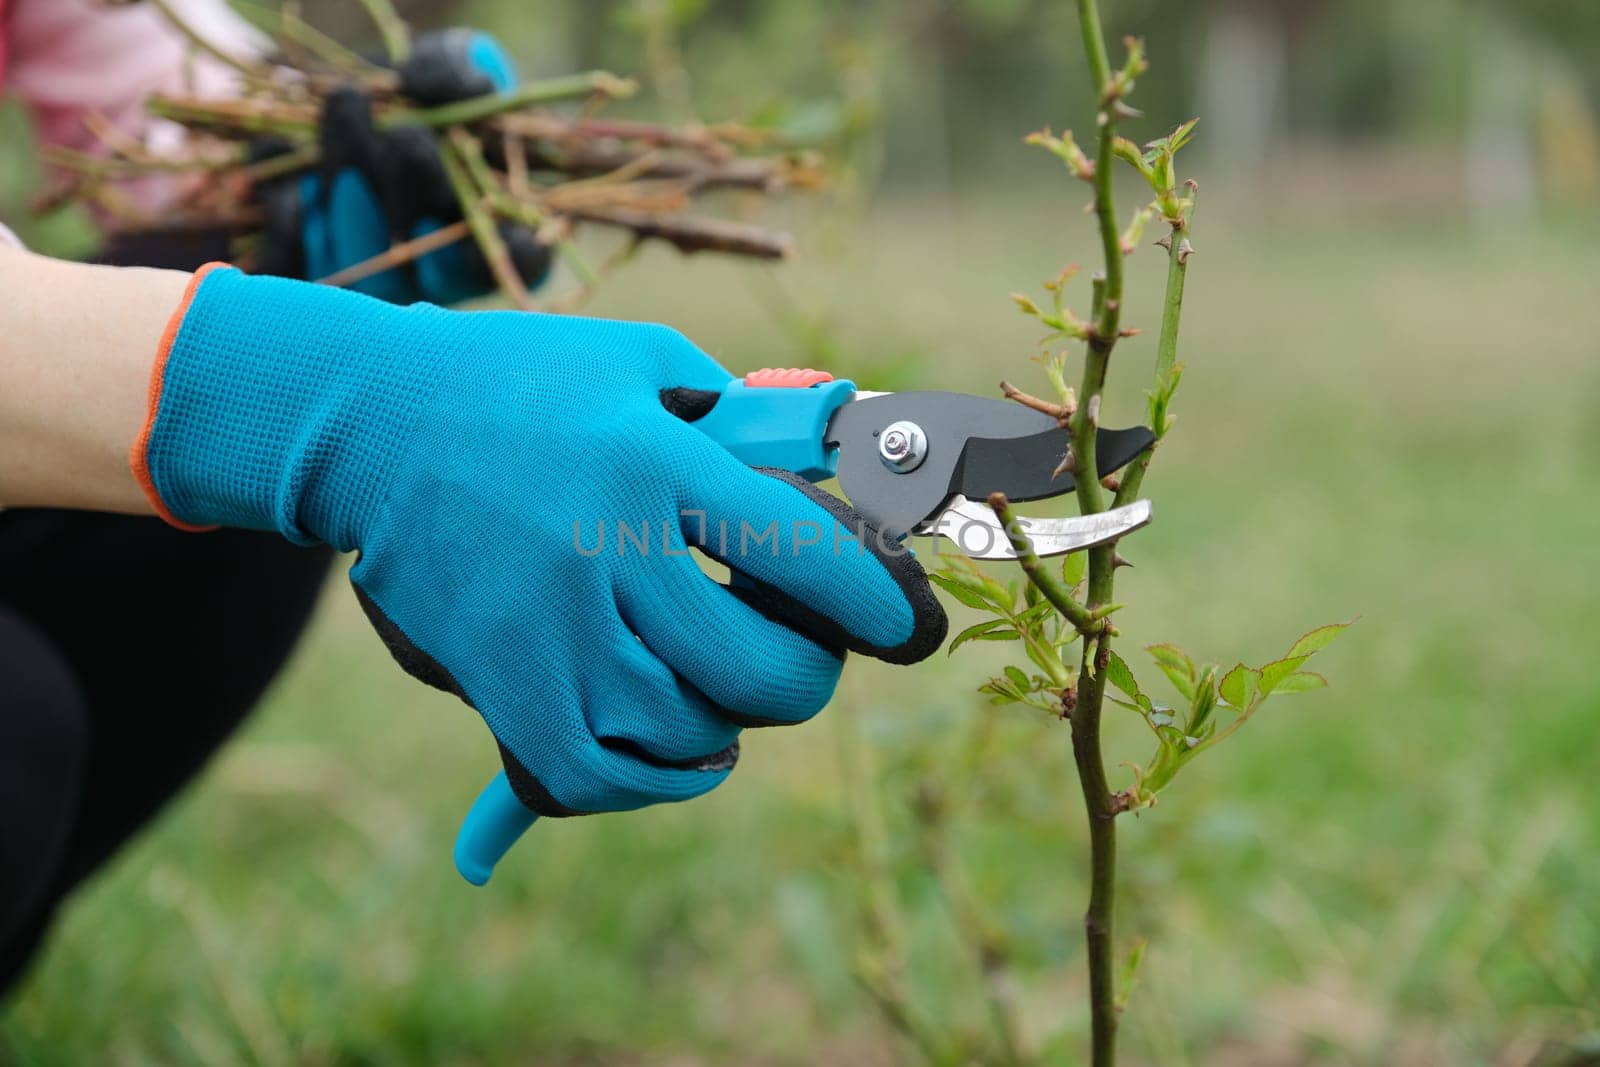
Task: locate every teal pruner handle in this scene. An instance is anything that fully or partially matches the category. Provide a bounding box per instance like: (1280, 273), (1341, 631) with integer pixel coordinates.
(454, 771), (538, 886)
(687, 374), (856, 478)
(452, 371), (856, 886)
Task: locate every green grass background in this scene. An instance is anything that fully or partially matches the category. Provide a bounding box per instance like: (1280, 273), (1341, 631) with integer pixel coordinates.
(4, 176), (1600, 1064)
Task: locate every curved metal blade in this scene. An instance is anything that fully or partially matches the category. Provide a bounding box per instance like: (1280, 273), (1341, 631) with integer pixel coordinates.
(952, 425), (1156, 504)
(914, 498), (1153, 560)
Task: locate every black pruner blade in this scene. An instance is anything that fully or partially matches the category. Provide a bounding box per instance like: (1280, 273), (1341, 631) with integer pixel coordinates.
(825, 391), (1155, 558)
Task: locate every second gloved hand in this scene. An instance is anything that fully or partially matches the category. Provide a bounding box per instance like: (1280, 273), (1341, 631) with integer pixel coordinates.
(133, 266), (946, 815)
(255, 29), (550, 305)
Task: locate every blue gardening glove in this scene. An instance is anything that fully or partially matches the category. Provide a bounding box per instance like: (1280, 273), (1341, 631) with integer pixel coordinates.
(134, 266), (946, 816)
(254, 30), (549, 305)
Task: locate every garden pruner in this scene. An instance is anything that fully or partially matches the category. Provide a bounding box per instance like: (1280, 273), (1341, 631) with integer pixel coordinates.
(454, 367), (1156, 885)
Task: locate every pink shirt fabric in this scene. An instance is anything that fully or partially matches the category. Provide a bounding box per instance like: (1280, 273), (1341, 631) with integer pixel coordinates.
(2, 0), (264, 216)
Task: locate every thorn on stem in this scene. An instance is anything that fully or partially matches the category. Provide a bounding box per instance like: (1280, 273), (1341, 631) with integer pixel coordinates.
(1177, 238), (1196, 264)
(1154, 233), (1173, 252)
(1113, 551), (1134, 570)
(1100, 474), (1120, 492)
(1118, 327), (1142, 338)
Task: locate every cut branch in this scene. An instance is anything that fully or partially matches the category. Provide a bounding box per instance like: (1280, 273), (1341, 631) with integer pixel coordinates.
(492, 113), (737, 159)
(353, 0), (411, 64)
(1114, 216), (1191, 508)
(439, 132), (532, 310)
(148, 0), (272, 82)
(1000, 379), (1073, 425)
(495, 126), (814, 192)
(407, 72), (637, 128)
(566, 207), (793, 260)
(314, 219), (470, 289)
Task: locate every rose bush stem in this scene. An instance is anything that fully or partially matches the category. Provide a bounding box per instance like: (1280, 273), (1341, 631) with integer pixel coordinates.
(1071, 1), (1127, 1062)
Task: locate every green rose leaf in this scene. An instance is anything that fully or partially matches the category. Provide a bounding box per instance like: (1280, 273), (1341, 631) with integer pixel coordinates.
(948, 619), (1019, 652)
(1105, 650), (1143, 704)
(929, 572), (994, 612)
(1273, 671), (1329, 695)
(1062, 550), (1088, 588)
(1258, 655), (1310, 695)
(1287, 619), (1356, 659)
(1217, 663), (1259, 709)
(1146, 643), (1196, 701)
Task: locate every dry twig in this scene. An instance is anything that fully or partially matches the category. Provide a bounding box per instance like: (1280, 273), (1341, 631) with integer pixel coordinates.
(47, 1), (814, 310)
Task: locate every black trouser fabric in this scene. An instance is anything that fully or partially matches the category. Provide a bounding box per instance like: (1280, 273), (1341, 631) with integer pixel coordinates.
(0, 509), (333, 993)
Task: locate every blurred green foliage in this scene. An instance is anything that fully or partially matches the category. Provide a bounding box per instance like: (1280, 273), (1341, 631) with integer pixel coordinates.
(436, 0), (1600, 199)
(0, 106), (96, 257)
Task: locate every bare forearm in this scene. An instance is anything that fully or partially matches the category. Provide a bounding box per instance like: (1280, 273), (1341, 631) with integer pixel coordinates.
(0, 246), (190, 513)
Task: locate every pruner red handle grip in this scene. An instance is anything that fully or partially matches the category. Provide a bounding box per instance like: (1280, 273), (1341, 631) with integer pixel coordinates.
(743, 367), (835, 388)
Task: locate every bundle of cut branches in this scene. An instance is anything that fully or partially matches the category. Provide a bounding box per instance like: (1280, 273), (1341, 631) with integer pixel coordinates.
(39, 0), (824, 310)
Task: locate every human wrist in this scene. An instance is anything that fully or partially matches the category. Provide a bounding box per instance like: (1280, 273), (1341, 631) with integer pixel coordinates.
(0, 248), (188, 513)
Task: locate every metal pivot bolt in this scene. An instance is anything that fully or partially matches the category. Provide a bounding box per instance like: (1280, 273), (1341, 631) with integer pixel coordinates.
(878, 420), (928, 473)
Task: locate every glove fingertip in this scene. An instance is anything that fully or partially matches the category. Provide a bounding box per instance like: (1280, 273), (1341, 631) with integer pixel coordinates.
(465, 31), (518, 92)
